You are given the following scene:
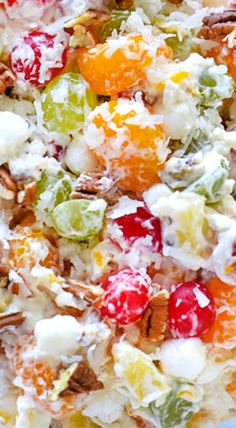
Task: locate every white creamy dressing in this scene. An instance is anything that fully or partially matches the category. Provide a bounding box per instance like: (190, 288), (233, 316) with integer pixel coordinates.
(0, 0), (235, 427)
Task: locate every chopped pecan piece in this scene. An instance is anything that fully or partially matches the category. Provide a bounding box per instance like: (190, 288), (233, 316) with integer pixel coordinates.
(139, 290), (169, 344)
(168, 0), (183, 4)
(132, 416), (156, 428)
(0, 63), (15, 93)
(115, 0), (133, 9)
(49, 421), (62, 428)
(71, 190), (96, 200)
(71, 171), (115, 200)
(0, 166), (17, 200)
(9, 206), (36, 229)
(0, 312), (25, 329)
(61, 259), (73, 278)
(58, 306), (84, 318)
(10, 282), (21, 295)
(64, 10), (111, 48)
(64, 280), (103, 301)
(68, 25), (96, 48)
(60, 361), (103, 397)
(20, 182), (37, 207)
(0, 167), (17, 192)
(0, 277), (8, 289)
(0, 345), (5, 355)
(0, 264), (10, 281)
(203, 10), (236, 27)
(199, 10), (236, 39)
(64, 10), (111, 31)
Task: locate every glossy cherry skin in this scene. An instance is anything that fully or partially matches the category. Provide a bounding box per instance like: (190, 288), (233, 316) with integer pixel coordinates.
(168, 281), (216, 338)
(100, 268), (151, 325)
(10, 30), (67, 86)
(114, 206), (162, 252)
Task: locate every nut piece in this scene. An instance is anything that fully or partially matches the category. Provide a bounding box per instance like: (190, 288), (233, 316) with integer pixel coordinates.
(9, 206), (36, 228)
(0, 63), (15, 93)
(0, 264), (9, 289)
(139, 290), (169, 344)
(64, 280), (104, 301)
(0, 312), (25, 329)
(49, 421), (62, 428)
(168, 0), (183, 4)
(199, 10), (236, 39)
(115, 0), (133, 9)
(58, 306), (84, 318)
(0, 166), (17, 200)
(71, 171), (115, 200)
(131, 416), (156, 428)
(60, 361), (104, 396)
(21, 182), (37, 207)
(68, 25), (96, 48)
(64, 10), (111, 31)
(64, 9), (111, 48)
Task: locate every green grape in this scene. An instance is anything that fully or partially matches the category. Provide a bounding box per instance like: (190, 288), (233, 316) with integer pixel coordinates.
(52, 199), (106, 241)
(198, 69), (234, 108)
(161, 153), (205, 190)
(185, 137), (212, 155)
(99, 10), (131, 43)
(199, 71), (216, 88)
(166, 35), (199, 61)
(34, 170), (72, 213)
(186, 157), (229, 204)
(150, 391), (198, 428)
(41, 73), (97, 134)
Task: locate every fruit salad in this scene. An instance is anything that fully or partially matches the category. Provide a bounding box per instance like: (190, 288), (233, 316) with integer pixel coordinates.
(0, 0), (236, 427)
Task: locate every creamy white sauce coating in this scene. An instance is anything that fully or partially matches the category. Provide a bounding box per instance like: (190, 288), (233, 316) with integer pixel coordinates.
(0, 0), (235, 427)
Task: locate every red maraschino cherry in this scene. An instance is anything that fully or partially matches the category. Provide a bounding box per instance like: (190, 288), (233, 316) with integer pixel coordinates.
(168, 281), (216, 338)
(11, 30), (67, 86)
(114, 206), (162, 252)
(100, 268), (151, 325)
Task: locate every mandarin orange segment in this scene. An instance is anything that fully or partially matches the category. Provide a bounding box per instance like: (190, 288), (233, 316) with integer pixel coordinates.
(77, 35), (171, 96)
(201, 277), (236, 346)
(12, 339), (74, 416)
(9, 226), (58, 271)
(85, 99), (168, 192)
(21, 362), (57, 396)
(15, 355), (73, 415)
(225, 50), (236, 82)
(12, 338), (57, 397)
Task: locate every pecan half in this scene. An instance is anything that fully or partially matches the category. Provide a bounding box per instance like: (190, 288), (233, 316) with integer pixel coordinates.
(60, 361), (104, 397)
(0, 312), (25, 329)
(71, 171), (115, 200)
(0, 63), (15, 93)
(139, 290), (169, 344)
(199, 10), (236, 39)
(0, 167), (17, 200)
